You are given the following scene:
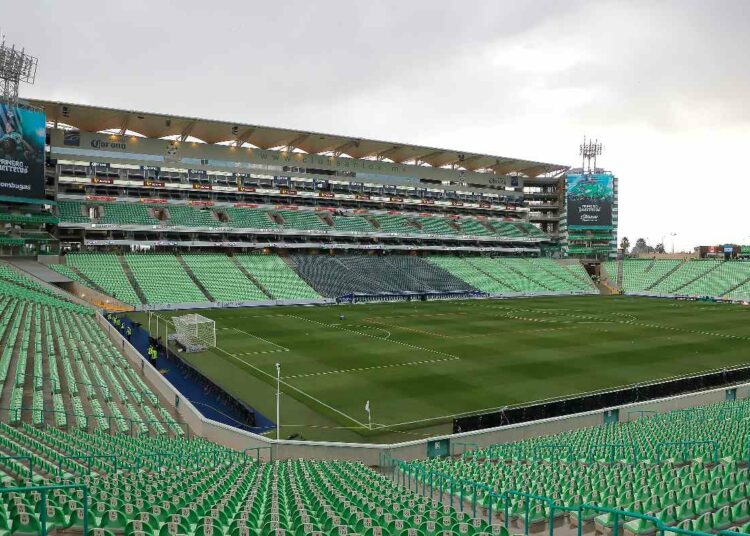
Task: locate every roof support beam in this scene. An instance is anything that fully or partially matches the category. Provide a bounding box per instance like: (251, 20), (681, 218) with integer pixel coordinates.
(375, 146), (402, 161)
(332, 140), (359, 157)
(179, 121), (196, 142)
(413, 150), (444, 166)
(285, 133), (309, 152)
(118, 114), (130, 136)
(234, 127), (256, 147)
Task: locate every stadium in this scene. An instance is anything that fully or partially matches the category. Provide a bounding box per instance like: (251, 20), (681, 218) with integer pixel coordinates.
(2, 16), (750, 536)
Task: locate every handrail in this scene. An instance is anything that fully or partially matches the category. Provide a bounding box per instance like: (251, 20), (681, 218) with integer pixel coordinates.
(394, 457), (745, 536)
(0, 483), (90, 536)
(655, 440), (719, 464)
(57, 455), (118, 476)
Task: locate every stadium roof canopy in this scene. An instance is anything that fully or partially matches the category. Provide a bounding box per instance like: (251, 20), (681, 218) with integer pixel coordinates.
(27, 99), (568, 177)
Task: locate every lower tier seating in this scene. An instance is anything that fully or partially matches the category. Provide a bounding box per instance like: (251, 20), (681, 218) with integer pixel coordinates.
(402, 398), (750, 536)
(609, 259), (750, 299)
(64, 254), (141, 306)
(287, 255), (474, 297)
(236, 255), (321, 300)
(125, 254), (209, 305)
(429, 257), (592, 295)
(0, 424), (488, 536)
(0, 272), (180, 435)
(181, 254), (266, 302)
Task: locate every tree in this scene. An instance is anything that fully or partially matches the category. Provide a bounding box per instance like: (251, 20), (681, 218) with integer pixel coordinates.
(655, 243), (666, 254)
(631, 238), (654, 255)
(620, 236), (631, 254)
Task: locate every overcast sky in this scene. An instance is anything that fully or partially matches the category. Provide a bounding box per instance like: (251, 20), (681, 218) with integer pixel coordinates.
(8, 0), (750, 250)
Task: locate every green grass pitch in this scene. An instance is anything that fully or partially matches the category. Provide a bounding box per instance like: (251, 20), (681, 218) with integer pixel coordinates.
(128, 296), (750, 443)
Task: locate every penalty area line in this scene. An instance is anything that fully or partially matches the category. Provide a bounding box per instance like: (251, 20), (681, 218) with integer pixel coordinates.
(210, 343), (368, 429)
(231, 327), (290, 352)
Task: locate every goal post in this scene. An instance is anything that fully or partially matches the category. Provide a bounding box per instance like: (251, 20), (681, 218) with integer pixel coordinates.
(170, 313), (216, 352)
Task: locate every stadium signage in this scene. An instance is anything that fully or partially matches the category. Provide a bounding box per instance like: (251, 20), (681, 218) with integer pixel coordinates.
(237, 186), (256, 193)
(355, 194), (370, 200)
(144, 180), (165, 187)
(90, 138), (127, 151)
(51, 130), (525, 194)
(318, 192), (335, 198)
(191, 183), (212, 190)
(280, 188), (297, 195)
(0, 104), (46, 201)
(91, 177), (114, 184)
(566, 173), (614, 227)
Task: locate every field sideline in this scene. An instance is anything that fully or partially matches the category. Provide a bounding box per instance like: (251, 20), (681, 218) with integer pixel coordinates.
(128, 296), (750, 442)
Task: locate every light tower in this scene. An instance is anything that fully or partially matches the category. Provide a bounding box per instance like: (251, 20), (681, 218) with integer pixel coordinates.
(579, 136), (603, 175)
(0, 34), (38, 106)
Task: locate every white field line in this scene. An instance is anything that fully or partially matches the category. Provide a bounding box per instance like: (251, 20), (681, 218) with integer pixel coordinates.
(285, 314), (460, 360)
(469, 304), (750, 341)
(231, 327), (289, 352)
(153, 313), (367, 429)
(282, 356), (460, 380)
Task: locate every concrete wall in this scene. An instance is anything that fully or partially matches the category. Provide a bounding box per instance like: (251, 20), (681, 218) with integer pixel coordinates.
(97, 310), (747, 465)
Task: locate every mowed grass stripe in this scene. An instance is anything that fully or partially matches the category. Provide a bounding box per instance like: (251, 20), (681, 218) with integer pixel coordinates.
(129, 296), (750, 441)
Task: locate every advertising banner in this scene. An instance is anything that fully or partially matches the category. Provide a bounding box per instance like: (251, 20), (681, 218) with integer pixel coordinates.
(0, 104), (46, 200)
(566, 173), (614, 227)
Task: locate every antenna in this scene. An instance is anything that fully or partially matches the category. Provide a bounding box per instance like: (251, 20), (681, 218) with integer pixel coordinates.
(579, 136), (603, 175)
(0, 34), (38, 107)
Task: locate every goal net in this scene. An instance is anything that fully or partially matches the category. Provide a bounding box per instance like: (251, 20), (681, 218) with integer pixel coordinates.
(170, 314), (216, 352)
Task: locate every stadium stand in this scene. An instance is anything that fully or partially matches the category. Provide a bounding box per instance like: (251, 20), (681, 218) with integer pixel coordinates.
(368, 214), (420, 235)
(56, 199), (554, 246)
(649, 260), (722, 295)
(427, 257), (514, 294)
(457, 219), (495, 237)
(63, 253), (141, 306)
(0, 423), (492, 536)
(223, 207), (279, 230)
(330, 214), (376, 233)
(398, 398), (750, 536)
(0, 264), (180, 434)
(57, 200), (91, 224)
(417, 216), (460, 235)
(235, 254), (321, 300)
(47, 263), (88, 285)
(181, 254), (268, 302)
(165, 205), (220, 227)
(608, 259), (750, 300)
(287, 254), (481, 296)
(382, 256), (474, 292)
(124, 253), (209, 305)
(526, 258), (596, 292)
(275, 209), (330, 231)
(98, 202), (160, 226)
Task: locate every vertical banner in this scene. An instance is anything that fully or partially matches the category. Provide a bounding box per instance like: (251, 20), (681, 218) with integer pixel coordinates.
(0, 104), (46, 200)
(566, 173), (614, 226)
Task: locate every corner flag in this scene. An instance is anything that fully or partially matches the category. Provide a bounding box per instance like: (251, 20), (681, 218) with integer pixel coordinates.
(365, 400), (371, 430)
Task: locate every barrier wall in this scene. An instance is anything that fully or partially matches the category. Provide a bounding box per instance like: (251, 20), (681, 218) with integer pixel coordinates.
(97, 310), (748, 465)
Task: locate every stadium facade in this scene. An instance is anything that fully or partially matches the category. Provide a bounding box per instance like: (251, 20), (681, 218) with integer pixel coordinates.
(27, 99), (572, 255)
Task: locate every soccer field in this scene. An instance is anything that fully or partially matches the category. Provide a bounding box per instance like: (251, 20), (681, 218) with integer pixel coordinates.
(129, 296), (750, 443)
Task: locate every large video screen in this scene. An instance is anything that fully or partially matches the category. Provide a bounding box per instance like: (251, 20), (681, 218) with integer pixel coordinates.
(566, 173), (614, 227)
(0, 104), (46, 200)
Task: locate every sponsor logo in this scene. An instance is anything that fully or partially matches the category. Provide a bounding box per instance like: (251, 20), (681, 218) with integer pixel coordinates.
(63, 131), (81, 147)
(90, 138), (127, 150)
